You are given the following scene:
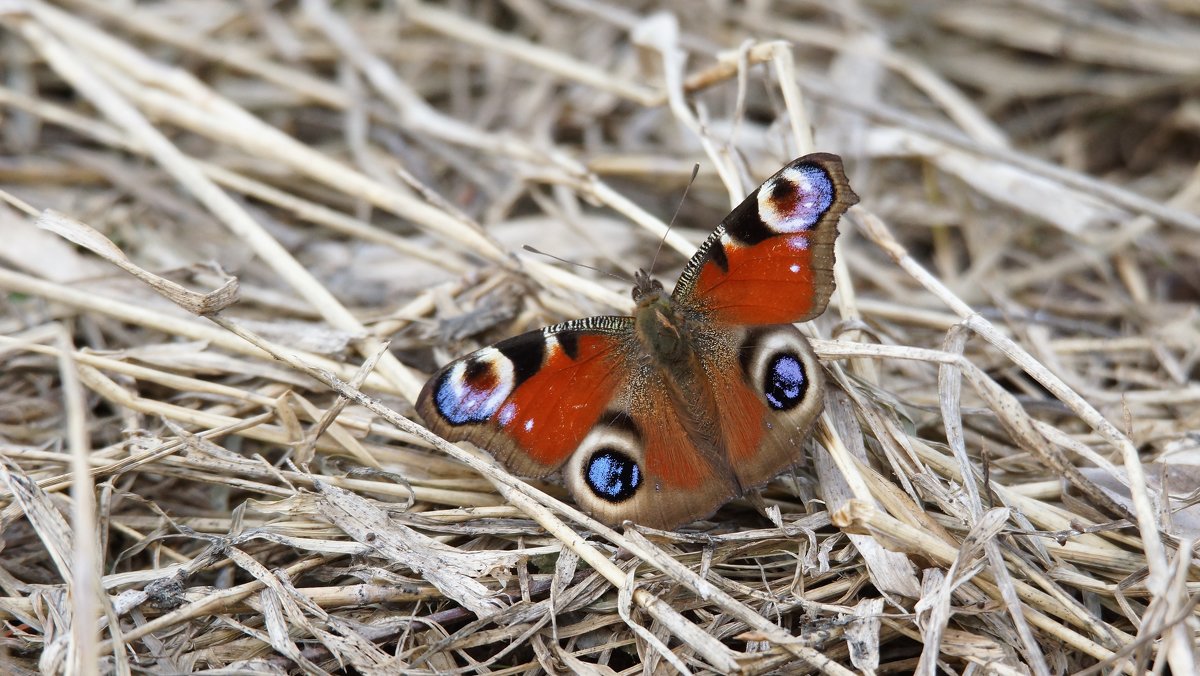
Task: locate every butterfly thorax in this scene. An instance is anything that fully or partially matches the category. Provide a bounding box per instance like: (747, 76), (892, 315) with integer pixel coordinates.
(632, 269), (689, 362)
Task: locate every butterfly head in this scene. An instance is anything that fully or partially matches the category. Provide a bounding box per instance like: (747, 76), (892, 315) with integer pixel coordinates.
(631, 269), (665, 304)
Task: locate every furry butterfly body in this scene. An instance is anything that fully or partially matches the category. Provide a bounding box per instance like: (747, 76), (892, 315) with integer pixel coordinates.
(418, 153), (859, 529)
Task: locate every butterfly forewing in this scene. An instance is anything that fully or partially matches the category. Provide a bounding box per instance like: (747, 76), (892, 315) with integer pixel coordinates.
(417, 318), (635, 478)
(673, 153), (858, 324)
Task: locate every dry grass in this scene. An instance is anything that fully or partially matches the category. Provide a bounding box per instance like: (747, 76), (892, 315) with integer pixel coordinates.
(1, 1), (1199, 673)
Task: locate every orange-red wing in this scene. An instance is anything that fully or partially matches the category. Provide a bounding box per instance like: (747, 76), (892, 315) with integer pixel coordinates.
(707, 368), (768, 464)
(417, 317), (633, 478)
(672, 153), (858, 325)
(635, 385), (720, 491)
(702, 325), (827, 495)
(690, 233), (823, 325)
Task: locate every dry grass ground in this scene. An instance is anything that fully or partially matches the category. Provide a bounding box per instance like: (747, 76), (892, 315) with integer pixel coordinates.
(1, 1), (1199, 674)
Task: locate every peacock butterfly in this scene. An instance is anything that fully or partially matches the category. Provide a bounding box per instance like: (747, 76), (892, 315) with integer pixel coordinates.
(417, 154), (859, 529)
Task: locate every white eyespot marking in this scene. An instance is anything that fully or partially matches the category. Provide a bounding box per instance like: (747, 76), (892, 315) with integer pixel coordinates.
(789, 263), (801, 273)
(544, 335), (562, 359)
(524, 418), (535, 432)
(434, 347), (515, 425)
(498, 402), (517, 427)
(757, 164), (834, 234)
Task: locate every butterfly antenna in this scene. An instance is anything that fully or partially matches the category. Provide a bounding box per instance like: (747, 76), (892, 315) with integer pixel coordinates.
(522, 245), (631, 284)
(648, 163), (700, 277)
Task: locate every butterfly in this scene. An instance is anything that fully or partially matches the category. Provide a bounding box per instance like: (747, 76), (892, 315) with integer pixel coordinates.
(417, 154), (858, 529)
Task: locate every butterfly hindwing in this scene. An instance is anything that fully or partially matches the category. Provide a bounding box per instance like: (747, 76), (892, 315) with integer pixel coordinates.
(559, 394), (741, 529)
(703, 324), (825, 492)
(673, 153), (858, 325)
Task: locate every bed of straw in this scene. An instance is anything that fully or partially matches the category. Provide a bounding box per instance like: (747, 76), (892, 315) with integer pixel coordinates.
(1, 1), (1198, 674)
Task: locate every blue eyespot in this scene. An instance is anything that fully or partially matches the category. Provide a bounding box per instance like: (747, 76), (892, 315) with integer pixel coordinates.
(793, 164), (834, 223)
(435, 362), (505, 425)
(584, 449), (641, 503)
(764, 353), (806, 410)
